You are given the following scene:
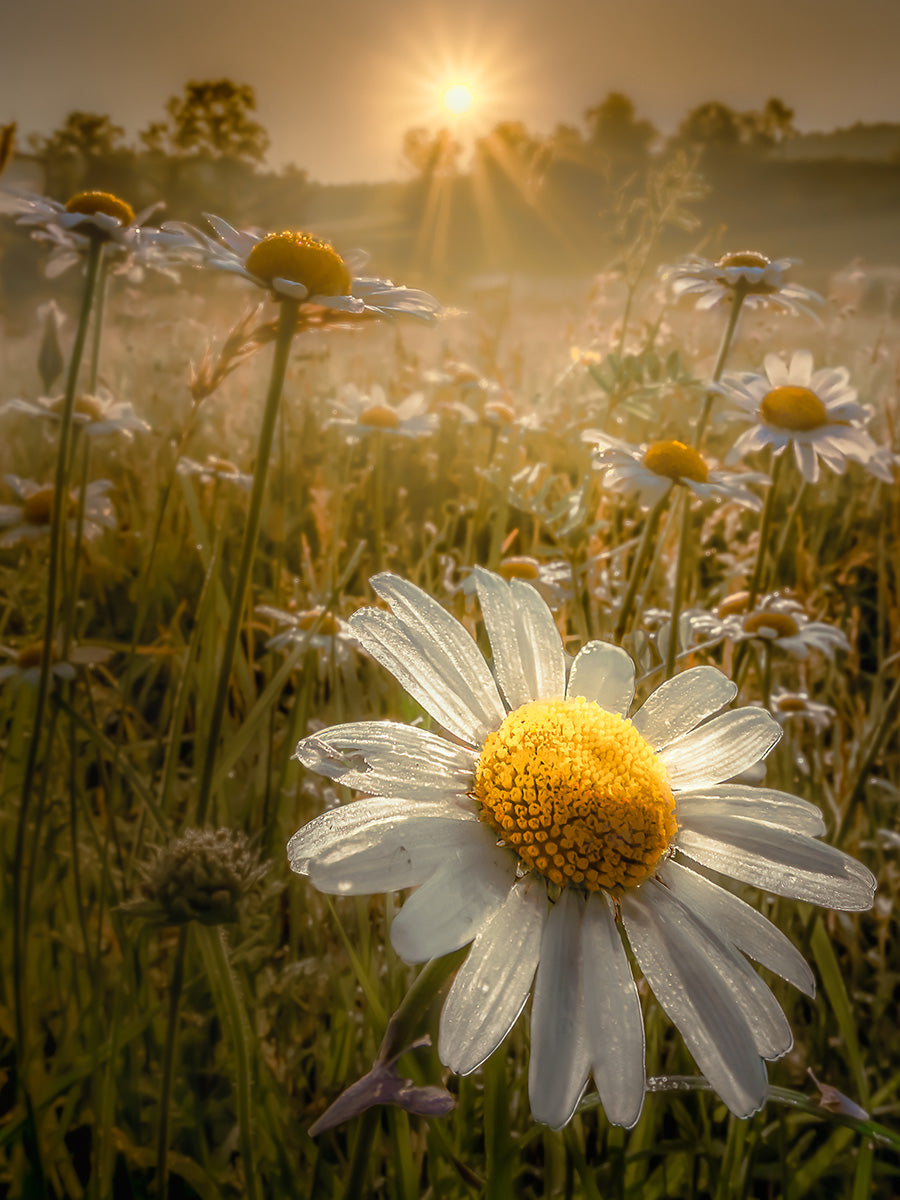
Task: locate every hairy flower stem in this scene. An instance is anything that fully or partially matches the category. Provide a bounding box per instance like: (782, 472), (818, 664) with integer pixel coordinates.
(342, 948), (467, 1200)
(694, 284), (747, 447)
(156, 926), (187, 1200)
(12, 236), (103, 1143)
(194, 297), (299, 827)
(664, 491), (693, 681)
(196, 927), (260, 1200)
(733, 450), (786, 689)
(614, 492), (669, 642)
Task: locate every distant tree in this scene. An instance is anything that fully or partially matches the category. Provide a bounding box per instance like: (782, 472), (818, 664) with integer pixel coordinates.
(675, 101), (743, 155)
(141, 80), (269, 166)
(742, 97), (796, 149)
(584, 92), (657, 171)
(30, 111), (129, 196)
(401, 126), (462, 180)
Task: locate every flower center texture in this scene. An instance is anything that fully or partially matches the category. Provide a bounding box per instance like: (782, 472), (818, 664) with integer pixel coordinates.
(717, 250), (770, 271)
(359, 404), (400, 429)
(244, 232), (351, 296)
(642, 440), (709, 484)
(760, 386), (829, 432)
(297, 609), (342, 635)
(17, 641), (56, 669)
(498, 556), (540, 581)
(65, 190), (135, 227)
(475, 697), (676, 892)
(23, 486), (73, 524)
(743, 611), (801, 638)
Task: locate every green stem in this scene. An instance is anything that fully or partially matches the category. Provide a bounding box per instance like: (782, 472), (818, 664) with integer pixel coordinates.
(748, 449), (786, 608)
(836, 666), (900, 843)
(194, 298), (299, 826)
(664, 490), (693, 681)
(613, 490), (669, 642)
(12, 235), (103, 1145)
(156, 926), (188, 1200)
(196, 927), (260, 1200)
(694, 284), (747, 447)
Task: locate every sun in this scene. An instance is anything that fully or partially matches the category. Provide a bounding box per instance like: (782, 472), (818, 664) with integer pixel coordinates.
(442, 82), (475, 115)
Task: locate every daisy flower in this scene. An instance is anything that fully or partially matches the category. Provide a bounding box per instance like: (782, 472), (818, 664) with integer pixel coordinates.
(585, 433), (766, 511)
(176, 455), (254, 491)
(770, 689), (835, 734)
(325, 384), (437, 440)
(720, 351), (893, 485)
(165, 214), (441, 319)
(2, 386), (150, 439)
(0, 640), (113, 689)
(0, 189), (160, 278)
(718, 592), (850, 661)
(288, 569), (874, 1129)
(0, 476), (115, 548)
(257, 604), (359, 675)
(661, 251), (821, 317)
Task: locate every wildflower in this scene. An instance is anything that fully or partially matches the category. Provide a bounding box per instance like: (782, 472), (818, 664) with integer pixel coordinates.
(770, 689), (835, 733)
(176, 455), (254, 491)
(0, 189), (160, 278)
(718, 592), (850, 660)
(0, 475), (115, 548)
(257, 604), (359, 680)
(167, 214), (442, 318)
(289, 569), (874, 1129)
(126, 828), (266, 927)
(326, 383), (437, 439)
(0, 640), (113, 688)
(662, 251), (822, 317)
(2, 386), (150, 439)
(586, 432), (766, 510)
(720, 350), (893, 484)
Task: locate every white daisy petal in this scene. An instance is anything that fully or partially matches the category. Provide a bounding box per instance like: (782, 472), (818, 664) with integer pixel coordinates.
(294, 720), (477, 802)
(473, 568), (536, 709)
(566, 642), (635, 716)
(622, 882), (768, 1118)
(439, 876), (547, 1074)
(676, 785), (826, 836)
(675, 817), (876, 910)
(389, 838), (517, 962)
(582, 892), (645, 1128)
(529, 887), (591, 1128)
(789, 349), (814, 387)
(658, 858), (815, 997)
(661, 709), (781, 790)
(510, 580), (567, 699)
(301, 811), (483, 893)
(631, 666), (736, 749)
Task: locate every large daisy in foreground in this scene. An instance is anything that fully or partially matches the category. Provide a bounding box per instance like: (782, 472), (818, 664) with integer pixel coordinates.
(288, 569), (874, 1129)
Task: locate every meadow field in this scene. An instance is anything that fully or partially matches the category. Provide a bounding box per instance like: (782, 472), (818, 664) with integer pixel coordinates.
(0, 187), (899, 1200)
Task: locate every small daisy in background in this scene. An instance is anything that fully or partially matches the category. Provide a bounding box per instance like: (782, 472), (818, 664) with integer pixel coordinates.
(0, 476), (116, 548)
(0, 189), (161, 277)
(257, 603), (360, 686)
(0, 640), (113, 689)
(770, 689), (836, 733)
(720, 350), (893, 484)
(176, 455), (254, 491)
(166, 215), (442, 319)
(3, 386), (151, 440)
(662, 251), (822, 318)
(325, 383), (437, 440)
(289, 568), (874, 1130)
(586, 432), (766, 510)
(718, 592), (851, 661)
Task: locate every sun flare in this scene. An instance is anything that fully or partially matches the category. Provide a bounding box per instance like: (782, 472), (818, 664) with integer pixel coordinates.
(442, 82), (475, 115)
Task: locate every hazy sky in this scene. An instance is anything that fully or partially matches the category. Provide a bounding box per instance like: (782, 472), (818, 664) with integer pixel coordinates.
(2, 0), (898, 183)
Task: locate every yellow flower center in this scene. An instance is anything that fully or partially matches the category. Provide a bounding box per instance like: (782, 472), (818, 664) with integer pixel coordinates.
(475, 697), (676, 893)
(359, 404), (400, 429)
(244, 232), (351, 296)
(775, 695), (807, 714)
(498, 556), (540, 581)
(17, 641), (55, 669)
(51, 394), (105, 420)
(297, 608), (342, 635)
(718, 590), (750, 618)
(64, 190), (135, 227)
(743, 611), (800, 638)
(760, 386), (829, 432)
(717, 250), (770, 270)
(22, 486), (74, 524)
(642, 440), (709, 484)
(483, 400), (516, 425)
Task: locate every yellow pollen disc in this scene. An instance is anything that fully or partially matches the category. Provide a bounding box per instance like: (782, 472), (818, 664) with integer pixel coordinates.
(22, 486), (73, 524)
(53, 394), (104, 420)
(484, 400), (516, 425)
(760, 385), (829, 432)
(65, 190), (134, 226)
(359, 404), (400, 429)
(642, 440), (709, 483)
(743, 611), (800, 638)
(475, 697), (676, 893)
(498, 556), (540, 581)
(244, 232), (351, 296)
(776, 695), (807, 714)
(17, 641), (59, 669)
(297, 608), (341, 635)
(718, 590), (750, 618)
(717, 250), (770, 270)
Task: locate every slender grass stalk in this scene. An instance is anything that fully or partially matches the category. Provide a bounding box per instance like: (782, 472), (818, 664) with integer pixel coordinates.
(194, 296), (299, 826)
(694, 283), (747, 447)
(156, 925), (188, 1200)
(664, 490), (693, 681)
(613, 490), (669, 642)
